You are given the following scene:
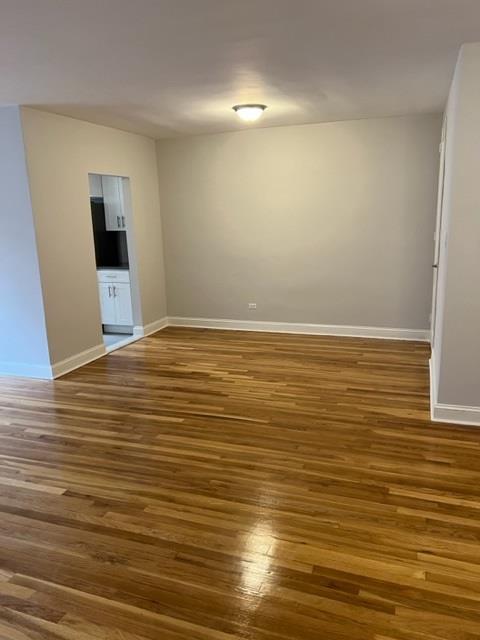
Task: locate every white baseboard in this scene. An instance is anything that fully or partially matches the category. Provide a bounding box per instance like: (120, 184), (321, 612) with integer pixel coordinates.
(1, 319), (170, 380)
(104, 335), (138, 353)
(134, 317), (168, 338)
(0, 317), (427, 381)
(167, 316), (430, 342)
(429, 355), (437, 421)
(51, 318), (168, 376)
(429, 351), (480, 426)
(0, 361), (54, 380)
(7, 320), (480, 427)
(51, 344), (106, 379)
(431, 403), (480, 426)
(0, 346), (106, 380)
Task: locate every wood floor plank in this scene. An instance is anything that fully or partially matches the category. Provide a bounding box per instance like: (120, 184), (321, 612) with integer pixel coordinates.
(0, 327), (479, 638)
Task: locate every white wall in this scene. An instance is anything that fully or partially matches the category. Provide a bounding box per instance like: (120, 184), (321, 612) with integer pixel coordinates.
(157, 114), (440, 331)
(20, 108), (167, 365)
(432, 43), (480, 413)
(0, 106), (51, 377)
(431, 106), (454, 402)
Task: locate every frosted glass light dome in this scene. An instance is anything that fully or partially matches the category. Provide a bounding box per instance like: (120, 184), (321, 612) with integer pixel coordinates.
(232, 104), (267, 122)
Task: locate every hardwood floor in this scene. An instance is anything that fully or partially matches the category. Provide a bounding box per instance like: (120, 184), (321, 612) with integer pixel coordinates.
(0, 327), (480, 639)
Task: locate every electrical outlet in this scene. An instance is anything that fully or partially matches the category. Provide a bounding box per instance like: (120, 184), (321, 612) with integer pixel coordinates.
(248, 303), (257, 309)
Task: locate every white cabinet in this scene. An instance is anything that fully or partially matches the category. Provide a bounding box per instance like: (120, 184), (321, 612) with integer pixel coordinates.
(113, 283), (133, 324)
(98, 283), (117, 324)
(101, 176), (126, 231)
(88, 174), (103, 198)
(97, 270), (133, 326)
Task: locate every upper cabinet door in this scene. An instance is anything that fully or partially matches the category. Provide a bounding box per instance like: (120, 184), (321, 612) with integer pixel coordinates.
(102, 176), (125, 230)
(88, 174), (103, 198)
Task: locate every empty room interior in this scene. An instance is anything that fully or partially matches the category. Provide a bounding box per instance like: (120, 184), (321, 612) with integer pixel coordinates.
(2, 1), (480, 638)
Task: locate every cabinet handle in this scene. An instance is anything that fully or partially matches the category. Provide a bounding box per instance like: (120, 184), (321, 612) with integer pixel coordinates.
(117, 215), (121, 228)
(113, 285), (116, 297)
(122, 215), (125, 228)
(108, 285), (112, 298)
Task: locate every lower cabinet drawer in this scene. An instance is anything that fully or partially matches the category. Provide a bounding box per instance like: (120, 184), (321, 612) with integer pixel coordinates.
(97, 269), (130, 284)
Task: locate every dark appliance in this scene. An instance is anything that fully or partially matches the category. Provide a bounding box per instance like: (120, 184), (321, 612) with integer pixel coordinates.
(91, 198), (129, 269)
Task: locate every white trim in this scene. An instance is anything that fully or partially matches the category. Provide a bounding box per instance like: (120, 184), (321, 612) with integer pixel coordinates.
(0, 361), (54, 379)
(429, 354), (437, 420)
(429, 351), (480, 426)
(167, 316), (430, 342)
(0, 317), (428, 381)
(104, 334), (138, 353)
(133, 324), (144, 337)
(134, 317), (168, 338)
(51, 344), (106, 379)
(431, 403), (480, 427)
(0, 319), (170, 380)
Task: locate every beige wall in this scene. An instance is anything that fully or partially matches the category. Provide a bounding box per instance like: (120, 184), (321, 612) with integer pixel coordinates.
(157, 115), (440, 329)
(433, 43), (480, 408)
(21, 108), (167, 364)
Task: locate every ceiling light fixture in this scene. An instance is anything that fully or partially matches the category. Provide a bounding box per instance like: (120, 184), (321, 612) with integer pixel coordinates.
(232, 104), (267, 122)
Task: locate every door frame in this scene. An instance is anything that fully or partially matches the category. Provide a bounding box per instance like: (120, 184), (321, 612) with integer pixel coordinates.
(430, 115), (447, 345)
(88, 173), (142, 354)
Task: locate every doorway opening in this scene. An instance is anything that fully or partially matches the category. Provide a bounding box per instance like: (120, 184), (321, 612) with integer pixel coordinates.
(89, 174), (138, 353)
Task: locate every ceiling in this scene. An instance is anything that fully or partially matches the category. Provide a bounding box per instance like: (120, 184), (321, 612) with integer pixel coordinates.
(1, 0), (480, 139)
